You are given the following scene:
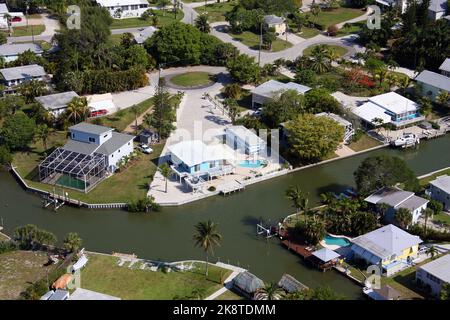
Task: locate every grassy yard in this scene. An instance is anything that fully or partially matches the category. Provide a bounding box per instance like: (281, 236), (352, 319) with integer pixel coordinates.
(108, 33), (124, 45)
(229, 31), (292, 52)
(110, 10), (183, 29)
(432, 212), (450, 226)
(0, 250), (54, 300)
(303, 44), (348, 57)
(419, 167), (450, 186)
(195, 2), (237, 23)
(170, 72), (214, 87)
(297, 27), (321, 39)
(303, 7), (365, 29)
(336, 21), (364, 37)
(81, 253), (232, 300)
(215, 289), (246, 300)
(0, 232), (10, 241)
(12, 24), (45, 37)
(348, 134), (383, 152)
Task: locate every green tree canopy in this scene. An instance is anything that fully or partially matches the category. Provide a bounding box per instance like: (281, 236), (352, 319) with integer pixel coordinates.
(1, 112), (36, 151)
(262, 89), (306, 127)
(226, 54), (260, 84)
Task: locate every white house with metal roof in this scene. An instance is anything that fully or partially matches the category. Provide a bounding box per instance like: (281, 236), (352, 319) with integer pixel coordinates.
(0, 64), (47, 94)
(35, 91), (80, 118)
(350, 224), (423, 276)
(365, 187), (429, 225)
(225, 125), (266, 155)
(135, 26), (158, 44)
(428, 175), (450, 210)
(95, 0), (149, 19)
(416, 254), (450, 296)
(439, 58), (450, 77)
(0, 43), (43, 62)
(251, 80), (311, 109)
(415, 69), (450, 102)
(352, 92), (424, 127)
(263, 15), (286, 35)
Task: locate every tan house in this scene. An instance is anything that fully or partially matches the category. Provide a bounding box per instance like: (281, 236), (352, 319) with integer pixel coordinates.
(263, 15), (286, 35)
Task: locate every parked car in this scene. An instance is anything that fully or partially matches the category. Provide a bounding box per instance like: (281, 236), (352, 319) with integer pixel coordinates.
(89, 109), (108, 118)
(139, 144), (153, 154)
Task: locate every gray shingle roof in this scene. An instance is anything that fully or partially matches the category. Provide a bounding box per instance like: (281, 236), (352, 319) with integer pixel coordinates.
(0, 64), (46, 81)
(364, 187), (414, 207)
(373, 285), (401, 300)
(439, 58), (450, 73)
(0, 43), (43, 57)
(62, 139), (100, 155)
(263, 15), (284, 25)
(396, 195), (429, 212)
(429, 175), (450, 194)
(415, 70), (450, 92)
(69, 123), (113, 135)
(97, 132), (134, 156)
(35, 91), (80, 111)
(428, 0), (447, 12)
(418, 254), (450, 283)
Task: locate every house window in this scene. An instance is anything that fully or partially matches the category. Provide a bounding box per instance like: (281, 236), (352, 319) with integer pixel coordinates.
(104, 134), (108, 138)
(89, 137), (95, 143)
(118, 149), (120, 153)
(128, 142), (130, 145)
(194, 164), (200, 172)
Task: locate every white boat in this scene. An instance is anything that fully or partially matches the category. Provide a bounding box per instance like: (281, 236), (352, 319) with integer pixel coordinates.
(391, 133), (419, 147)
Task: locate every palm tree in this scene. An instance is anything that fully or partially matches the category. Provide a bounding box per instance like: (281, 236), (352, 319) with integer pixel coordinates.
(309, 45), (331, 74)
(377, 202), (389, 223)
(422, 208), (433, 236)
(35, 124), (50, 151)
(158, 163), (172, 193)
(223, 98), (239, 124)
(193, 220), (222, 276)
(256, 283), (285, 300)
(63, 232), (83, 253)
(286, 186), (309, 214)
(4, 13), (11, 36)
(437, 91), (450, 107)
(395, 208), (412, 229)
(65, 97), (90, 124)
(130, 104), (139, 134)
(195, 14), (210, 33)
(426, 245), (439, 260)
(320, 192), (335, 206)
(151, 15), (159, 27)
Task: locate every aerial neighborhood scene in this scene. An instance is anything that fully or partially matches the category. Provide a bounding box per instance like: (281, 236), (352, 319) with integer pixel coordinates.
(1, 0), (450, 305)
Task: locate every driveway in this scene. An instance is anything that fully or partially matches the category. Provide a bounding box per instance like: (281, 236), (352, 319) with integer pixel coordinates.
(7, 13), (60, 43)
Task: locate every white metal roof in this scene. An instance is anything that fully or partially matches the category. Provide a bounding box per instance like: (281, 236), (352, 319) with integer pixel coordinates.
(312, 247), (340, 262)
(95, 0), (148, 6)
(168, 140), (235, 168)
(0, 3), (8, 14)
(252, 80), (311, 98)
(315, 112), (352, 127)
(415, 70), (450, 92)
(36, 91), (79, 110)
(439, 58), (450, 73)
(352, 101), (392, 125)
(68, 288), (121, 300)
(0, 64), (46, 81)
(429, 175), (450, 194)
(225, 125), (266, 147)
(368, 92), (419, 115)
(351, 224), (422, 260)
(364, 187), (414, 207)
(0, 43), (43, 57)
(418, 254), (450, 283)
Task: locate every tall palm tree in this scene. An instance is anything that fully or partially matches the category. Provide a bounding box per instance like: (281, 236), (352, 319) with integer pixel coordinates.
(35, 124), (50, 151)
(426, 245), (439, 260)
(422, 208), (433, 237)
(66, 97), (90, 124)
(320, 192), (335, 206)
(63, 232), (83, 253)
(193, 220), (222, 276)
(256, 283), (285, 300)
(130, 104), (140, 134)
(309, 45), (331, 74)
(4, 13), (11, 36)
(437, 91), (450, 107)
(195, 14), (210, 33)
(158, 163), (172, 193)
(286, 186), (309, 214)
(395, 208), (412, 229)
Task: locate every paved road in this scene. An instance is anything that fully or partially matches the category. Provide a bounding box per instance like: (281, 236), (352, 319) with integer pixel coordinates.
(7, 13), (60, 43)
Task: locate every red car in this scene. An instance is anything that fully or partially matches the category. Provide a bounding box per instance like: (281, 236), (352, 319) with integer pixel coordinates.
(89, 109), (108, 118)
(11, 16), (22, 22)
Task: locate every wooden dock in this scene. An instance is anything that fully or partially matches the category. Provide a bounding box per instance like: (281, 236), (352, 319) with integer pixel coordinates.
(219, 180), (245, 195)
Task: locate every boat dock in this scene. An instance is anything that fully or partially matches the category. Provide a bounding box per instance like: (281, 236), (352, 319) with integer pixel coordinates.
(219, 180), (245, 195)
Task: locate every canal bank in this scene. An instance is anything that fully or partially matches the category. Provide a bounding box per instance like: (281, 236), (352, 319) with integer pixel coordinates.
(1, 135), (450, 299)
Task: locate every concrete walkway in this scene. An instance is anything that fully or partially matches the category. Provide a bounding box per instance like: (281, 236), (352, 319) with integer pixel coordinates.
(204, 262), (246, 300)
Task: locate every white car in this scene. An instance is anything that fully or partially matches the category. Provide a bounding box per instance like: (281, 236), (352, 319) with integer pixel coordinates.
(139, 144), (153, 154)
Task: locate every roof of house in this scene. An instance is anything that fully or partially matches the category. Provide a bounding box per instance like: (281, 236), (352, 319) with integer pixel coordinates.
(415, 70), (450, 92)
(428, 0), (448, 12)
(0, 64), (46, 81)
(396, 195), (429, 212)
(252, 80), (311, 98)
(0, 43), (43, 57)
(277, 274), (308, 293)
(315, 112), (352, 127)
(263, 14), (284, 25)
(135, 26), (158, 44)
(225, 125), (266, 147)
(35, 91), (79, 110)
(68, 288), (121, 300)
(168, 140), (235, 168)
(48, 289), (69, 300)
(97, 132), (134, 156)
(352, 101), (393, 125)
(0, 3), (8, 14)
(95, 0), (148, 6)
(62, 139), (100, 155)
(312, 247), (341, 262)
(232, 271), (264, 294)
(351, 224), (422, 260)
(418, 254), (450, 283)
(69, 122), (114, 135)
(429, 175), (450, 194)
(368, 92), (420, 114)
(365, 187), (414, 207)
(439, 58), (450, 73)
(373, 285), (401, 300)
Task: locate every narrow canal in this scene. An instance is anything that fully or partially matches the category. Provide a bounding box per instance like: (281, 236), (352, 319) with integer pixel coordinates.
(1, 135), (450, 299)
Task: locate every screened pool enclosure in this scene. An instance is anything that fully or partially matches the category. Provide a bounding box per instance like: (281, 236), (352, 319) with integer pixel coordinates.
(38, 147), (107, 193)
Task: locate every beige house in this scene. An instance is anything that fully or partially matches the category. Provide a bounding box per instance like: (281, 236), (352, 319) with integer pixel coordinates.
(263, 15), (286, 35)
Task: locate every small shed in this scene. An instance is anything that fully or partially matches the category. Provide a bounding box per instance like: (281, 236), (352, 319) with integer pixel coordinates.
(137, 129), (159, 144)
(309, 247), (341, 271)
(232, 271), (264, 298)
(277, 274), (308, 293)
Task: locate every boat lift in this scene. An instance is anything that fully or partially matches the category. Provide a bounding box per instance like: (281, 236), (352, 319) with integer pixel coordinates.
(256, 221), (279, 239)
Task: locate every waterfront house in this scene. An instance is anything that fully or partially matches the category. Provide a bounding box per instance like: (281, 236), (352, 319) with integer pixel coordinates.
(0, 64), (47, 94)
(263, 15), (286, 35)
(350, 224), (423, 276)
(427, 175), (450, 210)
(277, 274), (308, 293)
(38, 123), (134, 193)
(352, 92), (424, 128)
(251, 80), (311, 109)
(439, 58), (450, 77)
(135, 26), (158, 45)
(95, 0), (149, 19)
(364, 187), (429, 225)
(232, 271), (264, 299)
(35, 91), (80, 118)
(224, 125), (266, 156)
(0, 43), (43, 62)
(315, 112), (355, 144)
(416, 254), (450, 297)
(415, 69), (450, 102)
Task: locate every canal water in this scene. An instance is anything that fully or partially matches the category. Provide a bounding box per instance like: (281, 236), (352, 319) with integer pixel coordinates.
(1, 135), (450, 299)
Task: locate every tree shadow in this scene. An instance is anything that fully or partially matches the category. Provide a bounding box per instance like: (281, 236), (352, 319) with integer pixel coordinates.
(316, 183), (352, 198)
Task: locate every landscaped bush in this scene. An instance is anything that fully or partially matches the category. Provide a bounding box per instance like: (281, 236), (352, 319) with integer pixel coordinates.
(409, 224), (450, 242)
(208, 186), (216, 192)
(327, 24), (339, 36)
(127, 196), (161, 213)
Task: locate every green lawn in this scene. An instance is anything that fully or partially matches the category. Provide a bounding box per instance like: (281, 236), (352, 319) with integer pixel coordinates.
(108, 33), (124, 45)
(336, 21), (365, 37)
(348, 134), (383, 152)
(170, 72), (214, 87)
(195, 2), (237, 23)
(297, 27), (321, 39)
(110, 10), (183, 29)
(303, 7), (365, 29)
(419, 168), (450, 186)
(81, 253), (232, 300)
(303, 44), (348, 57)
(12, 24), (45, 37)
(215, 289), (246, 300)
(432, 212), (450, 226)
(229, 31), (292, 52)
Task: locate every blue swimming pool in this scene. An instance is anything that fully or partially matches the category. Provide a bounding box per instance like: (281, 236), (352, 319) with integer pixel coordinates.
(238, 160), (263, 168)
(324, 235), (351, 247)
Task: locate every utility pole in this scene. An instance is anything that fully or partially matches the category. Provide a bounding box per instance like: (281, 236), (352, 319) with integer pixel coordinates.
(258, 21), (262, 66)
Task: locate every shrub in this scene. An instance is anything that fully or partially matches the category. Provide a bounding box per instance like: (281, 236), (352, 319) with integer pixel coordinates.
(327, 24), (339, 36)
(0, 240), (18, 254)
(208, 186), (216, 192)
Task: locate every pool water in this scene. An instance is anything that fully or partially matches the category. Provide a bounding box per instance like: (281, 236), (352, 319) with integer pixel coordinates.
(324, 235), (351, 247)
(238, 160), (263, 168)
